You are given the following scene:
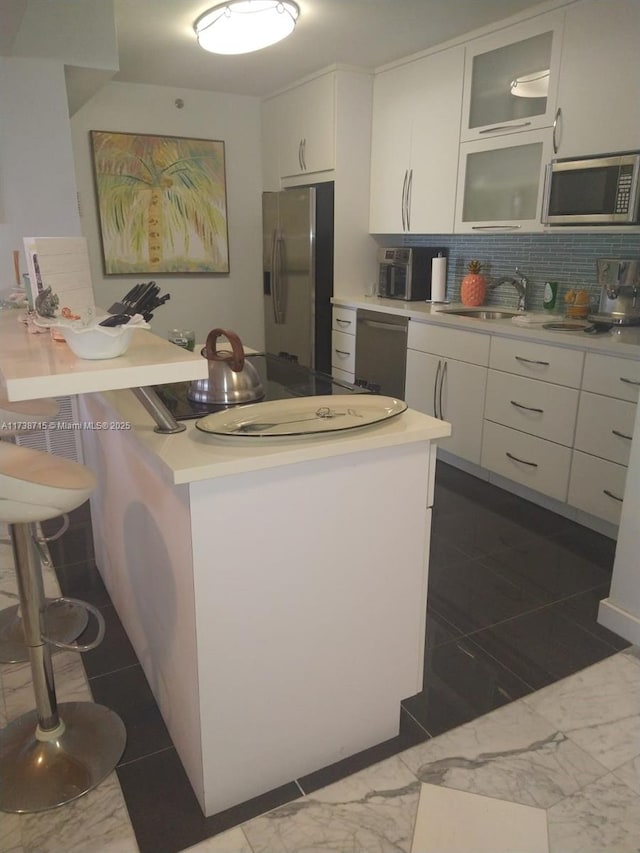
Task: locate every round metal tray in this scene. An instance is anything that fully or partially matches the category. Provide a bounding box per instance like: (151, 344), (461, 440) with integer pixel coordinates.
(542, 321), (589, 332)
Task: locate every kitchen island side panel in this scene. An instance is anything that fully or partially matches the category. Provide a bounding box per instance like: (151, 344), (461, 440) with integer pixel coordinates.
(189, 440), (432, 815)
(78, 393), (205, 807)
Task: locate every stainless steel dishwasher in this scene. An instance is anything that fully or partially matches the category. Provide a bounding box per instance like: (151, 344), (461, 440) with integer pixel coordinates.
(355, 309), (408, 399)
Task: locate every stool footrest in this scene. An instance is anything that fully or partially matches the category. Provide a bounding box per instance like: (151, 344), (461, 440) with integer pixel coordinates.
(42, 598), (105, 652)
(0, 599), (89, 664)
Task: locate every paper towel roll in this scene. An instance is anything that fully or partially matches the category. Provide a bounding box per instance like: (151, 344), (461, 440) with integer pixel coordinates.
(431, 255), (447, 302)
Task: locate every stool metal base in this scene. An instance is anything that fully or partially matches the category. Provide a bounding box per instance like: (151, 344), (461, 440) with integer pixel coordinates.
(0, 702), (126, 813)
(0, 601), (89, 664)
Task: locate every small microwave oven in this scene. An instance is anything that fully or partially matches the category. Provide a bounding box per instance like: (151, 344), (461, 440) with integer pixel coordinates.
(377, 247), (446, 301)
(542, 152), (640, 225)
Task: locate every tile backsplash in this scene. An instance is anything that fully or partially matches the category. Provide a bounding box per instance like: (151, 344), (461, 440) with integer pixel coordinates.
(403, 233), (640, 312)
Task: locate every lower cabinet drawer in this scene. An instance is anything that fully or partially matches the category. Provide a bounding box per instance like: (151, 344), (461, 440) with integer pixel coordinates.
(485, 371), (579, 446)
(331, 330), (355, 373)
(332, 306), (356, 334)
(574, 392), (636, 466)
(332, 366), (355, 384)
(568, 451), (627, 526)
(582, 352), (640, 402)
(481, 421), (571, 502)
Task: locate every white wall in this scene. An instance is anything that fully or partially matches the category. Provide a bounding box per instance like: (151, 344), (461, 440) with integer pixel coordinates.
(71, 82), (265, 349)
(0, 58), (81, 289)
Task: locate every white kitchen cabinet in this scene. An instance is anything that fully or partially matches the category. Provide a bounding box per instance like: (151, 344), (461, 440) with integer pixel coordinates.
(574, 392), (635, 467)
(455, 129), (554, 232)
(331, 307), (356, 380)
(568, 451), (627, 526)
(582, 352), (640, 403)
(276, 72), (335, 179)
(405, 322), (490, 464)
(369, 45), (465, 233)
(332, 305), (356, 336)
(461, 11), (564, 142)
(567, 349), (639, 525)
(482, 420), (572, 502)
(483, 334), (582, 499)
(489, 336), (584, 387)
(554, 0), (640, 157)
(485, 371), (579, 446)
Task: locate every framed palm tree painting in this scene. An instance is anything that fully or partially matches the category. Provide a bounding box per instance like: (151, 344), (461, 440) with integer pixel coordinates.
(90, 130), (230, 274)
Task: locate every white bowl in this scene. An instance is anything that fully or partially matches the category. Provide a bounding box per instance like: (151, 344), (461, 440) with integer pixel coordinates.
(51, 317), (150, 360)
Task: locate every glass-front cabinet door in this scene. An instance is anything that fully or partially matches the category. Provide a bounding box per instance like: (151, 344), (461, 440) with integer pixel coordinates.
(461, 11), (564, 142)
(455, 130), (554, 233)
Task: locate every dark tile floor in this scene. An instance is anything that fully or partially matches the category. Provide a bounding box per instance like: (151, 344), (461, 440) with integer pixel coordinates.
(44, 461), (629, 853)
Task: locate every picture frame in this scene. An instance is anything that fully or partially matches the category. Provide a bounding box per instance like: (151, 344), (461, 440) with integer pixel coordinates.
(90, 130), (230, 275)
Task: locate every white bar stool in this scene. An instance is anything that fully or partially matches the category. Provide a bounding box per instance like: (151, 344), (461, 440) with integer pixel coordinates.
(0, 442), (126, 813)
(0, 397), (88, 663)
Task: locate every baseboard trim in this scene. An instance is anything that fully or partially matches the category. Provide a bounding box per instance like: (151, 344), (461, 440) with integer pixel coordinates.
(598, 598), (640, 646)
(436, 449), (618, 540)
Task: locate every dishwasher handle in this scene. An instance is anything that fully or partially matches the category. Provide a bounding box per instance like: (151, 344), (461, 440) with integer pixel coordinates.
(358, 317), (406, 333)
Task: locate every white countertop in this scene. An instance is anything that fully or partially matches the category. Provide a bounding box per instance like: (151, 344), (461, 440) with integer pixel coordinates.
(89, 387), (451, 485)
(0, 311), (208, 401)
(333, 296), (640, 359)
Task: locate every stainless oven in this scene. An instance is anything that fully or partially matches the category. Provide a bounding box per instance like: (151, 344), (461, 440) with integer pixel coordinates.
(542, 151), (640, 225)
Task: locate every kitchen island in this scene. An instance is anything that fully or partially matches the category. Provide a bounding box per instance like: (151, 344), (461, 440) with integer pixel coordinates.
(78, 383), (450, 816)
(0, 314), (454, 817)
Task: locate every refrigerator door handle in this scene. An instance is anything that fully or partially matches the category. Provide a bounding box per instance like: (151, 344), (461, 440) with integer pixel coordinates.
(270, 229), (281, 324)
(274, 231), (286, 324)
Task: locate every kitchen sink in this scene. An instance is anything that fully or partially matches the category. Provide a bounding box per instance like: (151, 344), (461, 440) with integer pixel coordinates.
(437, 309), (519, 320)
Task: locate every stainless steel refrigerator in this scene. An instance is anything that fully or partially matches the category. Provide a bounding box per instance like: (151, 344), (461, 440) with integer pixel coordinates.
(263, 184), (333, 372)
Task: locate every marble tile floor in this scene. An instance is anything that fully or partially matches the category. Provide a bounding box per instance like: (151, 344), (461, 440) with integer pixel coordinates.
(1, 462), (637, 852)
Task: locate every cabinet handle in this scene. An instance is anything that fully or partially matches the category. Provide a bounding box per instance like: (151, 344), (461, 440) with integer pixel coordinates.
(336, 318), (352, 326)
(552, 108), (562, 154)
(603, 489), (623, 502)
(612, 429), (633, 441)
(620, 377), (640, 386)
(471, 225), (522, 230)
(401, 169), (409, 231)
(334, 348), (351, 356)
(302, 138), (307, 171)
(406, 168), (413, 231)
(515, 356), (550, 366)
(298, 139), (304, 171)
(506, 451), (538, 467)
(434, 359), (442, 419)
(439, 359), (447, 420)
(478, 121), (532, 134)
(510, 400), (544, 413)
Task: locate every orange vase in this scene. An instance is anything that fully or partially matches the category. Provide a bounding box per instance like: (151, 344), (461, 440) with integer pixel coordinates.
(460, 260), (486, 306)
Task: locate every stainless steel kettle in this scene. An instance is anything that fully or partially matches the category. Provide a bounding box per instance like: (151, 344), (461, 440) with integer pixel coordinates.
(187, 328), (265, 405)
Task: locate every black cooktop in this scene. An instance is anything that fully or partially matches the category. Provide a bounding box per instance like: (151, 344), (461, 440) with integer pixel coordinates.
(154, 352), (369, 421)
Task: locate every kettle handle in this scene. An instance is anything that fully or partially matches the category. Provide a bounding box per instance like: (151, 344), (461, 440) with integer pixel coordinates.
(204, 328), (245, 372)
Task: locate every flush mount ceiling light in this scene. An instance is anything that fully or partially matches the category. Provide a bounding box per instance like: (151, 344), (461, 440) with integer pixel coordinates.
(509, 69), (550, 98)
(194, 1), (299, 55)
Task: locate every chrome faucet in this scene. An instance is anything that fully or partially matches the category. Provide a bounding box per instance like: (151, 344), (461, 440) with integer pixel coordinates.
(488, 267), (529, 312)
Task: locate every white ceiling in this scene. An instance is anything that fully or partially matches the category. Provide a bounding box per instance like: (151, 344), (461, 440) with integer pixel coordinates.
(2, 0), (552, 99)
(112, 0), (548, 97)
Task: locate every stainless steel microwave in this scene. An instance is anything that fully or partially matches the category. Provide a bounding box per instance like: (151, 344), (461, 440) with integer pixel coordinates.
(542, 152), (640, 225)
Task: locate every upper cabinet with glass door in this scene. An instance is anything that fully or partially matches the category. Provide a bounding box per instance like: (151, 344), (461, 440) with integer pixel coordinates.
(461, 11), (564, 142)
